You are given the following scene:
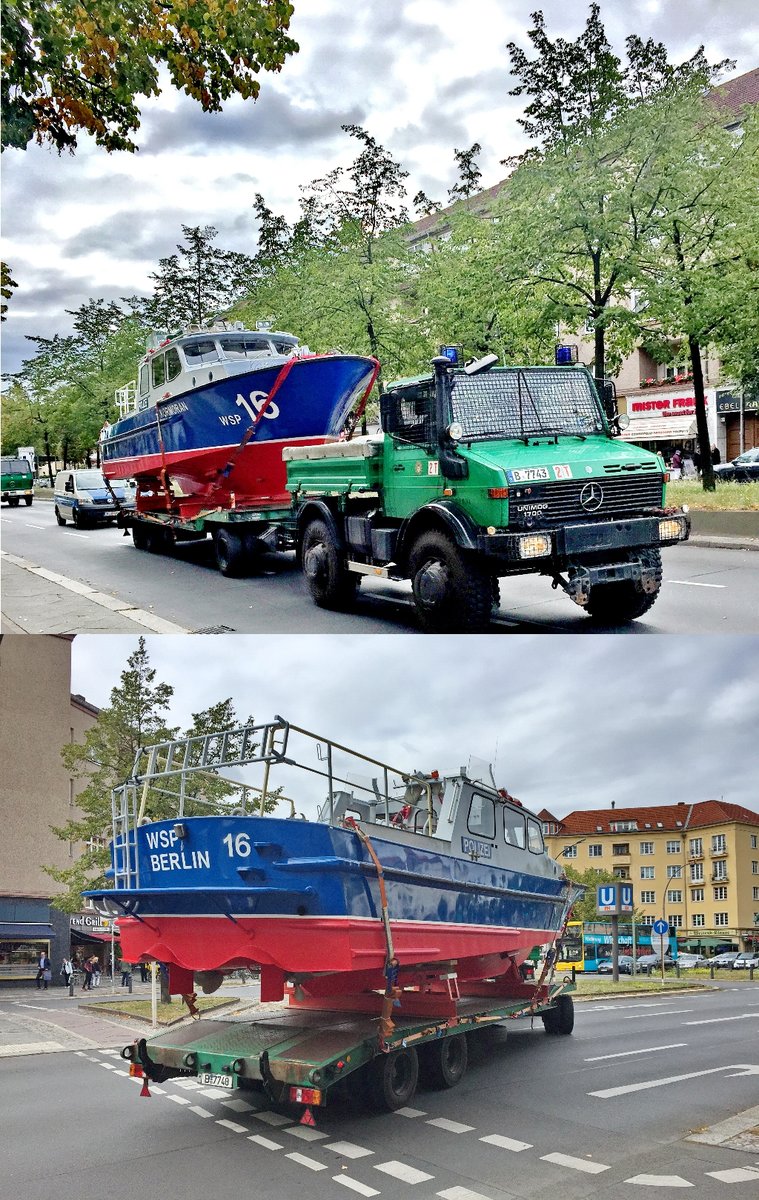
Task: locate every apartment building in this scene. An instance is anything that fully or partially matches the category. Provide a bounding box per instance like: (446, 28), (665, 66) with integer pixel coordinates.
(0, 635), (100, 985)
(539, 801), (759, 954)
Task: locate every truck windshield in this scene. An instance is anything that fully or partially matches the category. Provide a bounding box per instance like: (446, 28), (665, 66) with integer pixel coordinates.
(2, 458), (32, 474)
(450, 368), (606, 442)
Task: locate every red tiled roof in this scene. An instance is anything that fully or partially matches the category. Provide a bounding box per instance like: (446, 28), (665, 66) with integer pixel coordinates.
(709, 67), (759, 118)
(545, 799), (759, 835)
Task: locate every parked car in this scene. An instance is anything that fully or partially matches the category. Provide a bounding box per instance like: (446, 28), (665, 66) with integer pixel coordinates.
(597, 955), (634, 975)
(54, 468), (130, 528)
(636, 953), (674, 970)
(732, 951), (759, 970)
(710, 951), (739, 968)
(674, 953), (710, 968)
(713, 446), (759, 483)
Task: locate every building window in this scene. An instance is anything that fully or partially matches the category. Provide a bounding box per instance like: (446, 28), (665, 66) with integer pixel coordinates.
(712, 861), (727, 882)
(667, 865), (682, 878)
(751, 835), (757, 849)
(714, 912), (729, 927)
(588, 844), (603, 857)
(713, 886), (728, 901)
(668, 890), (683, 903)
(711, 834), (727, 854)
(691, 887), (704, 902)
(692, 914), (705, 927)
(611, 822), (637, 833)
(668, 914), (683, 928)
(752, 861), (758, 875)
(640, 841), (655, 856)
(690, 863), (704, 883)
(613, 868), (630, 879)
(562, 844), (577, 859)
(640, 890), (656, 904)
(666, 840), (681, 854)
(612, 843), (630, 856)
(640, 866), (655, 880)
(753, 887), (759, 901)
(689, 837), (703, 857)
(542, 822), (558, 836)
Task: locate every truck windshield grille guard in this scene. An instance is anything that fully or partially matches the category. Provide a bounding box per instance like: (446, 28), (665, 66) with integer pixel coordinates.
(450, 368), (606, 441)
(508, 475), (665, 529)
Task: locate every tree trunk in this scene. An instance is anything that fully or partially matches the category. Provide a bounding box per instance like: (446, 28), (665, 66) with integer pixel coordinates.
(689, 336), (715, 492)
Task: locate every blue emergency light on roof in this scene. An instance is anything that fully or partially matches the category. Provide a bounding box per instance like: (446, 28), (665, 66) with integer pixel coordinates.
(440, 345), (459, 364)
(555, 345), (578, 366)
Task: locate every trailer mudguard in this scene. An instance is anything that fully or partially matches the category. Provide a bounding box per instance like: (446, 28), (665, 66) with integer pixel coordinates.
(397, 500), (480, 566)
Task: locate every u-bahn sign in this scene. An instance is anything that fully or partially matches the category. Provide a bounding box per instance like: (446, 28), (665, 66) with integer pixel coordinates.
(597, 883), (634, 915)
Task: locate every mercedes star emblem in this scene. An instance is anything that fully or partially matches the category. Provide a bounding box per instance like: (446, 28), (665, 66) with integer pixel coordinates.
(580, 481), (603, 512)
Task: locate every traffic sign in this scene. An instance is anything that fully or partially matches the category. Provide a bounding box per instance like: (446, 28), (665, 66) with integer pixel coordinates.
(652, 918), (668, 936)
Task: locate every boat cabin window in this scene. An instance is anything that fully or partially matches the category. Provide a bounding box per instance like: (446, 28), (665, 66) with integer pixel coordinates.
(467, 792), (495, 839)
(219, 335), (275, 359)
(503, 808), (526, 848)
(527, 819), (544, 854)
(183, 338), (220, 365)
(273, 338), (298, 354)
(165, 348), (182, 381)
(151, 354), (166, 388)
(139, 364), (150, 396)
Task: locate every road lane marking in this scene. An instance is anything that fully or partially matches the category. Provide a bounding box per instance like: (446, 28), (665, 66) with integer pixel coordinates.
(683, 1014), (759, 1025)
(540, 1153), (609, 1173)
(427, 1117), (474, 1133)
(625, 1174), (693, 1187)
(438, 1189), (496, 1200)
(705, 1168), (759, 1183)
(248, 1134), (282, 1150)
(167, 1094), (190, 1104)
(216, 1118), (247, 1132)
(622, 1010), (693, 1019)
(221, 1097), (255, 1111)
(253, 1110), (293, 1126)
(585, 1043), (687, 1061)
(189, 1106), (214, 1118)
(326, 1143), (373, 1159)
(667, 580), (726, 588)
(394, 1106), (427, 1117)
(286, 1152), (327, 1171)
(590, 1064), (759, 1098)
(375, 1160), (434, 1183)
(333, 1177), (379, 1196)
(479, 1134), (532, 1152)
(24, 523), (46, 529)
(285, 1125), (328, 1142)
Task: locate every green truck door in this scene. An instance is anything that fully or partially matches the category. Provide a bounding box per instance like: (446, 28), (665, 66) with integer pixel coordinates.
(382, 440), (444, 519)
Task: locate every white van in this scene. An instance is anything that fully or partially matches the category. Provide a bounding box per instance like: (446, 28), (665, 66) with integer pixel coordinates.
(54, 469), (128, 528)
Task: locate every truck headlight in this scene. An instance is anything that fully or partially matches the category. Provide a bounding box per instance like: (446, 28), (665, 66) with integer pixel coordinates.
(659, 517), (685, 542)
(519, 533), (552, 558)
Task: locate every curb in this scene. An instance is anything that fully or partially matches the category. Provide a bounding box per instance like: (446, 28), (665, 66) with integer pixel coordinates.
(686, 534), (759, 552)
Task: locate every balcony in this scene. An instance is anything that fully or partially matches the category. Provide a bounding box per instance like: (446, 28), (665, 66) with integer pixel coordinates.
(711, 872), (729, 883)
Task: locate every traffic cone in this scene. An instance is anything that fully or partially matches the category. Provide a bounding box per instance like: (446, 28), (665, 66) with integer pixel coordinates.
(300, 1106), (316, 1127)
(140, 1077), (151, 1097)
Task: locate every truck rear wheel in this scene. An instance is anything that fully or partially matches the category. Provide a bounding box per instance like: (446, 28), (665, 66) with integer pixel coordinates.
(367, 1047), (419, 1111)
(8, 497), (19, 507)
(132, 522), (149, 550)
(541, 994), (574, 1036)
(418, 1033), (468, 1089)
(409, 531), (491, 633)
(585, 549), (662, 624)
(25, 496), (33, 506)
(302, 518), (359, 609)
(214, 528), (246, 577)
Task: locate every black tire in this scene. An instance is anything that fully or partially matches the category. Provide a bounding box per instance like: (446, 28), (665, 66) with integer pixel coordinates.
(408, 530), (492, 633)
(301, 518), (359, 609)
(367, 1047), (419, 1112)
(586, 548), (663, 624)
(214, 527), (246, 577)
(541, 994), (574, 1036)
(55, 507), (66, 526)
(132, 523), (149, 550)
(8, 497), (19, 507)
(71, 507), (80, 528)
(418, 1033), (468, 1089)
(25, 496), (33, 506)
(146, 525), (168, 554)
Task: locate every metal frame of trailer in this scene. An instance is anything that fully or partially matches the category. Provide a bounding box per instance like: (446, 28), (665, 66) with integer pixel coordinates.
(122, 979), (575, 1114)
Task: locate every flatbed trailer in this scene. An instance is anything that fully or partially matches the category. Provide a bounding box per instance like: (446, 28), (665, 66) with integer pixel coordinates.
(123, 978), (575, 1114)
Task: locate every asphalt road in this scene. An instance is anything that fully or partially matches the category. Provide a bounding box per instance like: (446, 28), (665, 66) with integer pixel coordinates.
(2, 500), (759, 634)
(1, 983), (758, 1199)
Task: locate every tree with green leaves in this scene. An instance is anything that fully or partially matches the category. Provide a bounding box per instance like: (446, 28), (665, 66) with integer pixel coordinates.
(141, 224), (254, 332)
(1, 260), (17, 319)
(1, 0), (299, 154)
(448, 142), (483, 202)
(45, 638), (275, 911)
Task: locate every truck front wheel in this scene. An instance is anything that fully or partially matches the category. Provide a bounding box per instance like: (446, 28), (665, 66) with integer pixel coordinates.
(301, 518), (359, 609)
(367, 1047), (419, 1111)
(214, 528), (246, 577)
(409, 531), (492, 633)
(585, 548), (662, 624)
(541, 994), (574, 1036)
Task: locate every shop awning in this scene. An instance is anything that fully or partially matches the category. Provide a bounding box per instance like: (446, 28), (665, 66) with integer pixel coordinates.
(71, 929), (117, 943)
(0, 924), (55, 939)
(619, 415), (698, 442)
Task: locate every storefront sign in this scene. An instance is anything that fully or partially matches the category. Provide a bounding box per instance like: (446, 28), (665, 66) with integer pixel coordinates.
(629, 395), (706, 416)
(70, 913), (112, 935)
(716, 389), (759, 414)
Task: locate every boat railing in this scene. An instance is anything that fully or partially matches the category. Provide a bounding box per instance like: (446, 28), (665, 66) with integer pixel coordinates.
(108, 716), (445, 876)
(115, 381), (138, 417)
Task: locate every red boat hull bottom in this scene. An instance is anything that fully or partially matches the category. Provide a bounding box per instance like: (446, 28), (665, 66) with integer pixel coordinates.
(117, 914), (546, 978)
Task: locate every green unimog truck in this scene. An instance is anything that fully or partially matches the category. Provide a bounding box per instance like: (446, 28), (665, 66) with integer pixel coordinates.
(285, 356), (689, 631)
(0, 456), (35, 507)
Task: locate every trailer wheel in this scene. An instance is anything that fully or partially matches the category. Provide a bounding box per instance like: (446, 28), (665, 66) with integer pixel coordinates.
(541, 994), (574, 1036)
(214, 528), (246, 577)
(55, 506), (66, 526)
(418, 1033), (468, 1089)
(25, 496), (33, 506)
(585, 549), (662, 624)
(132, 522), (149, 550)
(409, 530), (491, 633)
(302, 518), (359, 609)
(367, 1047), (419, 1111)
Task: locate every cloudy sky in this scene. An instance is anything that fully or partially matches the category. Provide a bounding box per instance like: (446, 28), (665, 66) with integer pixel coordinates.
(71, 633), (759, 820)
(2, 0), (757, 376)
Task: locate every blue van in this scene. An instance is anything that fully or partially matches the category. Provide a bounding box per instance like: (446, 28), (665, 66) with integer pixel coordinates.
(54, 468), (130, 528)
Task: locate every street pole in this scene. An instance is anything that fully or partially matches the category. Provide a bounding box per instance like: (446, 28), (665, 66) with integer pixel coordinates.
(110, 922), (116, 993)
(612, 913), (619, 983)
(151, 962), (158, 1030)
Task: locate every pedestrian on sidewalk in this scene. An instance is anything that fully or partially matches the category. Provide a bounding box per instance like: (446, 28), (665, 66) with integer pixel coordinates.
(81, 957), (93, 990)
(91, 957), (102, 987)
(60, 956), (73, 989)
(139, 962), (148, 983)
(120, 961), (132, 988)
(35, 950), (51, 990)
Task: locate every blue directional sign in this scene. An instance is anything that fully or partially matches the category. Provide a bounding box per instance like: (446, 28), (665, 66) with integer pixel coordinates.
(597, 882), (634, 915)
(620, 884), (634, 913)
(652, 918), (669, 936)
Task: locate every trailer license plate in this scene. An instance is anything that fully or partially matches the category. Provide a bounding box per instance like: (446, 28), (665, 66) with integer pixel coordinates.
(507, 467), (550, 483)
(198, 1072), (234, 1088)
